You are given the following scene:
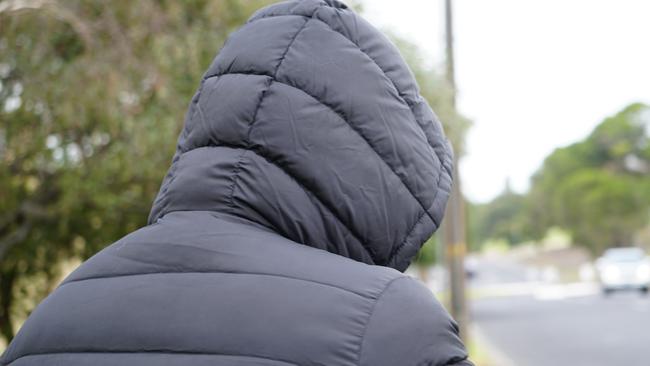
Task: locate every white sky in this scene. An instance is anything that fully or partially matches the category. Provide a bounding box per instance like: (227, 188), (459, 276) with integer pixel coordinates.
(363, 0), (650, 203)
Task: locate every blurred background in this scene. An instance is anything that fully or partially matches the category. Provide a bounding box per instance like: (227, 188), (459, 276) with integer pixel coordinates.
(1, 1), (649, 365)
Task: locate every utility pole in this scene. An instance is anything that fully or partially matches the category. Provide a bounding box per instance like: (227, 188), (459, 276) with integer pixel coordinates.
(443, 0), (469, 340)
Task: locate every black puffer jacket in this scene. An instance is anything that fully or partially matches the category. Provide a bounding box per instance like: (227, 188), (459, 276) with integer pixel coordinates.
(1, 1), (471, 365)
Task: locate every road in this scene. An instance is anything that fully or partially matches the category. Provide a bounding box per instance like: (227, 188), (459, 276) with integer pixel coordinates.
(470, 256), (650, 366)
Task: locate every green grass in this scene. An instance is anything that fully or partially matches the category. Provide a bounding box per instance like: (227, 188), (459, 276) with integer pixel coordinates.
(467, 337), (494, 366)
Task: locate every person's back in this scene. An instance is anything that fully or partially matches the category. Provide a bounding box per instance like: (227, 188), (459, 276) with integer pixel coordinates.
(1, 1), (471, 365)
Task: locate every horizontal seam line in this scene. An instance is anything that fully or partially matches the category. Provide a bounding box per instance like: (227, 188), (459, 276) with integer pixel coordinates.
(445, 355), (471, 365)
(61, 270), (375, 300)
(3, 350), (298, 366)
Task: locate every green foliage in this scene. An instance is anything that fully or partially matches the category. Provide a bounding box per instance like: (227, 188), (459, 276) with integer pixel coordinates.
(472, 104), (650, 254)
(0, 0), (272, 343)
(469, 186), (528, 250)
(529, 103), (650, 252)
(415, 236), (439, 268)
(554, 169), (646, 253)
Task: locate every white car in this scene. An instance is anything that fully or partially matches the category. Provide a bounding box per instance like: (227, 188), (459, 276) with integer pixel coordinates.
(596, 247), (650, 295)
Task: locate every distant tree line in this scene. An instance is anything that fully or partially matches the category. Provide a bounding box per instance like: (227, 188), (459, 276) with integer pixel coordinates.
(470, 103), (650, 255)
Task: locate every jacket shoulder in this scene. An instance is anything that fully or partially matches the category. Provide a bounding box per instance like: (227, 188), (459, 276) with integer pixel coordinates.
(59, 211), (404, 298)
(359, 276), (471, 366)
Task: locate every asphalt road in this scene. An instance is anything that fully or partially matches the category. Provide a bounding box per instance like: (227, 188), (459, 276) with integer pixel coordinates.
(471, 258), (650, 366)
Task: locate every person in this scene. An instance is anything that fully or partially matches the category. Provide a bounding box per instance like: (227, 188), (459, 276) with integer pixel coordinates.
(1, 1), (471, 365)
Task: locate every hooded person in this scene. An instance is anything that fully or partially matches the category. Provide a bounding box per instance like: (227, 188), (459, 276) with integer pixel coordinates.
(1, 1), (471, 365)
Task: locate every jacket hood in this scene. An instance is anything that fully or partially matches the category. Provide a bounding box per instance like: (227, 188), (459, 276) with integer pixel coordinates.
(148, 0), (453, 271)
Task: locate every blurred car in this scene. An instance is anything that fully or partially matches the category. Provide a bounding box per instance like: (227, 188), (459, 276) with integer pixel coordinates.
(465, 256), (478, 279)
(596, 247), (650, 295)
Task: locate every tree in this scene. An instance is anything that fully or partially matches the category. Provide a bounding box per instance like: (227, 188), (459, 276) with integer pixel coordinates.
(554, 169), (646, 253)
(469, 184), (528, 249)
(471, 104), (650, 254)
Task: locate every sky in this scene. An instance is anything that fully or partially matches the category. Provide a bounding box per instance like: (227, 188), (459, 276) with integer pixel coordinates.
(363, 0), (650, 203)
